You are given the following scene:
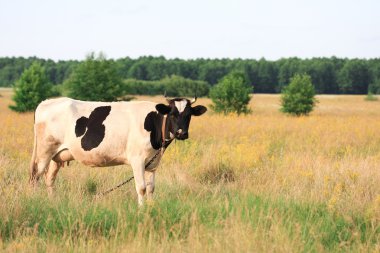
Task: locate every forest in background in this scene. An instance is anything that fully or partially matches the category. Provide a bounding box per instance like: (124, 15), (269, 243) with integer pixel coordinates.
(0, 56), (380, 94)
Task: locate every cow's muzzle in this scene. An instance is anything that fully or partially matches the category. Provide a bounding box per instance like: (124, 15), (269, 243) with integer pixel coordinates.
(175, 129), (188, 140)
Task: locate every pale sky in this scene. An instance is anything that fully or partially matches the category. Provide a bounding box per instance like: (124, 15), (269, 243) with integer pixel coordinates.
(0, 0), (379, 61)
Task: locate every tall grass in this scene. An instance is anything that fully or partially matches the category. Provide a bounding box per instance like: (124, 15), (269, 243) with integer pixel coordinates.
(0, 90), (379, 252)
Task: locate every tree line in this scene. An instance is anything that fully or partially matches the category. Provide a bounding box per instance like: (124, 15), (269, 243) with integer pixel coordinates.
(1, 56), (380, 94)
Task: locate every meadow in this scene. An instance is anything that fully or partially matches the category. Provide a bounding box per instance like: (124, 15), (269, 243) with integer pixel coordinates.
(0, 88), (379, 252)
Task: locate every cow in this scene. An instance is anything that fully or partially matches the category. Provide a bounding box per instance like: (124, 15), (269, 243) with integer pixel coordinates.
(29, 96), (207, 205)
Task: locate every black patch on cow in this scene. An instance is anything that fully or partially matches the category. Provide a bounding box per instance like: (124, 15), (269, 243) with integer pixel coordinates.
(75, 116), (88, 137)
(74, 106), (111, 151)
(144, 111), (163, 150)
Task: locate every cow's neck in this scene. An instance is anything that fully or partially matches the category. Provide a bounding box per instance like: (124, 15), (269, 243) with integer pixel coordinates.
(144, 111), (171, 150)
(162, 115), (173, 149)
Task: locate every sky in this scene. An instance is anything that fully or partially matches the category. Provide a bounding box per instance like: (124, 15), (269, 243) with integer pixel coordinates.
(0, 0), (379, 61)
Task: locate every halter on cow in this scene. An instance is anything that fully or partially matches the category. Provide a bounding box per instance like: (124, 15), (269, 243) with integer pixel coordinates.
(29, 96), (207, 205)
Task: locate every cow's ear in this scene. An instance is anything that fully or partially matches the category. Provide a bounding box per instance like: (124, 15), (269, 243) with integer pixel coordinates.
(191, 105), (207, 116)
(156, 104), (171, 115)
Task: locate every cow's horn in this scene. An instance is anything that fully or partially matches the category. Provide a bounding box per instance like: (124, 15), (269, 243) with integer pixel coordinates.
(164, 91), (171, 103)
(191, 86), (198, 104)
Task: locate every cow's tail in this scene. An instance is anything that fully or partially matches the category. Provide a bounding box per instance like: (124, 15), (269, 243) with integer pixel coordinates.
(29, 119), (38, 184)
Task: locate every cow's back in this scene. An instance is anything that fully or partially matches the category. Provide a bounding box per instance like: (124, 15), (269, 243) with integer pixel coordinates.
(34, 97), (156, 167)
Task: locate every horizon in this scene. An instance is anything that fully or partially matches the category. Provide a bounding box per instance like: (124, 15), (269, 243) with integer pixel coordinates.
(1, 54), (380, 62)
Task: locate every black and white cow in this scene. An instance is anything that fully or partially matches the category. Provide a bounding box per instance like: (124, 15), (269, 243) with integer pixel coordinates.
(29, 97), (207, 205)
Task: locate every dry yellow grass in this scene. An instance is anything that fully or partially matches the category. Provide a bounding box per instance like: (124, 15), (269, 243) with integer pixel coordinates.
(1, 89), (380, 252)
(161, 94), (380, 216)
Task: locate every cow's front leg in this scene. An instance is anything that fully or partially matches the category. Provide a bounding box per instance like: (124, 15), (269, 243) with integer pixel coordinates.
(145, 170), (155, 201)
(131, 158), (146, 206)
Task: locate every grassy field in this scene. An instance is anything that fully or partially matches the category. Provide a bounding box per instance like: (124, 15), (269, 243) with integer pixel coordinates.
(0, 89), (380, 252)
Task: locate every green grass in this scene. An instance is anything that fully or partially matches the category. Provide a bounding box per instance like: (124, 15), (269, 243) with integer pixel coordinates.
(1, 183), (377, 252)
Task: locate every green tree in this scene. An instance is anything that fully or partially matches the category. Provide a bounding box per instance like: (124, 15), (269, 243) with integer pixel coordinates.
(278, 57), (302, 92)
(164, 75), (209, 97)
(368, 62), (380, 94)
(199, 61), (229, 85)
(210, 71), (252, 115)
(123, 75), (210, 97)
(338, 60), (371, 94)
(3, 56), (380, 95)
(9, 62), (54, 112)
(368, 78), (380, 94)
(256, 58), (278, 93)
(127, 56), (151, 80)
(123, 79), (165, 95)
(281, 73), (317, 116)
(64, 53), (123, 101)
(315, 59), (339, 94)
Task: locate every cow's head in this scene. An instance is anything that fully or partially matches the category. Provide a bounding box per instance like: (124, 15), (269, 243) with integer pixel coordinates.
(156, 97), (207, 140)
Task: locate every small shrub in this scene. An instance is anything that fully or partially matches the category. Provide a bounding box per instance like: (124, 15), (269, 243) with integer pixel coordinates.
(9, 62), (54, 112)
(281, 73), (317, 116)
(365, 92), (378, 101)
(64, 52), (123, 102)
(210, 71), (252, 115)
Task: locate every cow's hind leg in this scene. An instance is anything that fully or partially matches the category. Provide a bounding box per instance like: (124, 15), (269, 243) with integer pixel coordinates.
(29, 160), (38, 185)
(44, 149), (74, 195)
(29, 133), (38, 185)
(30, 158), (52, 187)
(44, 161), (60, 195)
(30, 122), (58, 187)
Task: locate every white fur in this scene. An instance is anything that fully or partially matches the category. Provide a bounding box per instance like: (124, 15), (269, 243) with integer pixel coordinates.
(174, 99), (188, 113)
(32, 97), (164, 206)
